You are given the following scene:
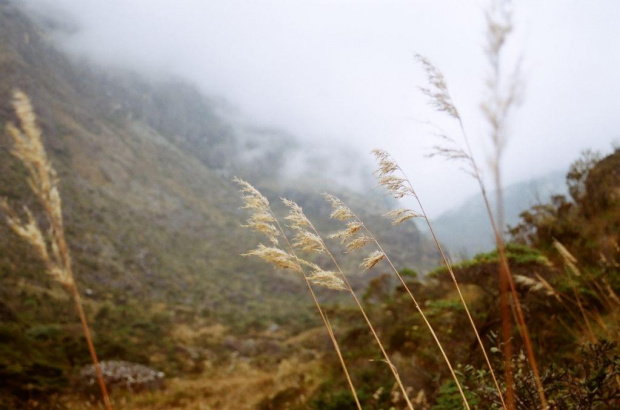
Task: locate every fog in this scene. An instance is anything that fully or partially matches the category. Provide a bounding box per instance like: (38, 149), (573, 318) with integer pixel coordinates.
(21, 0), (620, 216)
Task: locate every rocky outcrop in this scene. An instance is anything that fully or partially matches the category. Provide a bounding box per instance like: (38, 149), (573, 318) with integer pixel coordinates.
(77, 361), (164, 393)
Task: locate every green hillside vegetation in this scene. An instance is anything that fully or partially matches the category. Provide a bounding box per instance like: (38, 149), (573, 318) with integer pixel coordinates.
(301, 150), (619, 408)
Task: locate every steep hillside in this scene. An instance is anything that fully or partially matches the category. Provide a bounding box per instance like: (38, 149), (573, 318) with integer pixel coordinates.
(0, 2), (442, 404)
(0, 0), (441, 362)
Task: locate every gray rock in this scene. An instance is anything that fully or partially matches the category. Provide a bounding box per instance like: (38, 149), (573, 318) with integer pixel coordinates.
(77, 360), (164, 392)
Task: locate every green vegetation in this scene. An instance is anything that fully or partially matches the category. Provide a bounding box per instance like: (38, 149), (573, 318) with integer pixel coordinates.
(297, 149), (620, 408)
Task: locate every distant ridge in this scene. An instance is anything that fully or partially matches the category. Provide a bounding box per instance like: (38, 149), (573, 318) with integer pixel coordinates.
(427, 171), (567, 259)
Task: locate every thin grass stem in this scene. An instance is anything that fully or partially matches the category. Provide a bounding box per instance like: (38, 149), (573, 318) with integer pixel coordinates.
(373, 149), (505, 409)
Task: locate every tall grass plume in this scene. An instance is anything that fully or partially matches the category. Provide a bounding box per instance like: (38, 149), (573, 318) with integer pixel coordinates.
(1, 90), (112, 409)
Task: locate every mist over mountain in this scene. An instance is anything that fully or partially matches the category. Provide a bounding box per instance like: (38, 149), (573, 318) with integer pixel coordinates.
(3, 1), (620, 408)
(0, 0), (437, 325)
(15, 0), (620, 219)
(428, 171), (568, 259)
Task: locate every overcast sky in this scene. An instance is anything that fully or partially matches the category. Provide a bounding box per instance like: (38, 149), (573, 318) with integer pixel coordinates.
(21, 0), (620, 216)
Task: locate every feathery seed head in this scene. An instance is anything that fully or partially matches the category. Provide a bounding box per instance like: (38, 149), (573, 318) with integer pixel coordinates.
(415, 54), (460, 119)
(282, 198), (326, 254)
(243, 244), (301, 273)
(533, 273), (562, 302)
(361, 250), (386, 271)
(513, 274), (552, 297)
(282, 198), (311, 229)
(300, 261), (347, 291)
(323, 193), (355, 221)
(7, 91), (61, 220)
(49, 265), (74, 288)
(344, 235), (372, 252)
(2, 203), (49, 263)
(372, 149), (399, 174)
(328, 221), (363, 243)
(323, 196), (373, 253)
(308, 270), (347, 291)
(1, 200), (74, 288)
(384, 208), (421, 226)
(234, 177), (280, 245)
(234, 177), (271, 211)
(292, 230), (326, 254)
(371, 150), (415, 199)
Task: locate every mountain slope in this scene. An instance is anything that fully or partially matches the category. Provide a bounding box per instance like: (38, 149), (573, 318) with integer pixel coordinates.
(0, 0), (438, 330)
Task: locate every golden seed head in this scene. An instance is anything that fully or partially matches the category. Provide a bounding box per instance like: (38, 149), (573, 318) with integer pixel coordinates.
(344, 235), (372, 252)
(323, 193), (355, 221)
(282, 198), (311, 229)
(1, 92), (77, 290)
(243, 244), (301, 273)
(300, 261), (346, 291)
(415, 54), (460, 120)
(361, 250), (386, 271)
(371, 150), (415, 199)
(383, 208), (421, 226)
(235, 177), (280, 245)
(328, 221), (363, 242)
(293, 230), (325, 254)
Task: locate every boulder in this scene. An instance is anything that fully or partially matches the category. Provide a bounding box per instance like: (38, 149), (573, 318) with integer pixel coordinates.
(76, 360), (164, 393)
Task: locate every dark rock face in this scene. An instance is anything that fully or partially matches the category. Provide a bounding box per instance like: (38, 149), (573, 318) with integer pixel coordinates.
(76, 361), (164, 393)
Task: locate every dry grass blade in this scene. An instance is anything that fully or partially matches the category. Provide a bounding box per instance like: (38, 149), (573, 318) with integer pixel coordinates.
(482, 2), (540, 405)
(1, 90), (112, 409)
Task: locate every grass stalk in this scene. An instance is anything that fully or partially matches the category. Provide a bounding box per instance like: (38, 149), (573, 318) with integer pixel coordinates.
(325, 194), (470, 409)
(372, 149), (505, 409)
(1, 90), (112, 409)
(416, 1), (547, 404)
